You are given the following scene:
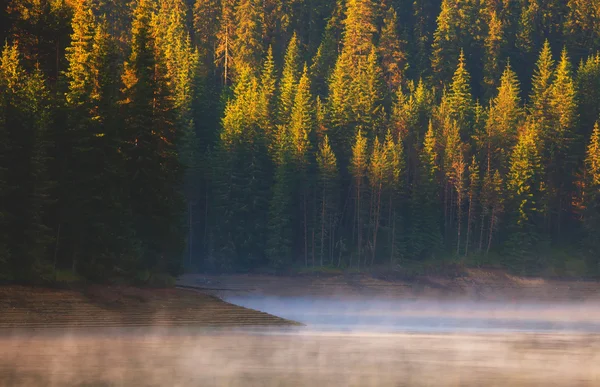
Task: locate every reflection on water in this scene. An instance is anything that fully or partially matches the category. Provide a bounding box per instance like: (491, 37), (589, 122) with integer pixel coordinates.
(2, 297), (600, 386)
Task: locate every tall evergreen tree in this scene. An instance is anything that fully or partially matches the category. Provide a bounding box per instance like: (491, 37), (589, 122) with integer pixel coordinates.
(0, 43), (53, 279)
(378, 6), (407, 93)
(278, 33), (301, 126)
(233, 0), (264, 76)
(507, 118), (544, 256)
(316, 135), (339, 266)
(350, 129), (369, 267)
(342, 0), (377, 61)
(121, 0), (184, 274)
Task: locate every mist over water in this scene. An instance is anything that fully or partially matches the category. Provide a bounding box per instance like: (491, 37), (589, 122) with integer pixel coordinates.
(225, 295), (600, 334)
(2, 295), (600, 386)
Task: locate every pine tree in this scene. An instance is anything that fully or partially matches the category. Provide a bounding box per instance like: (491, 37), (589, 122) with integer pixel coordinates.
(342, 0), (377, 61)
(507, 118), (544, 256)
(0, 43), (53, 279)
(544, 47), (578, 237)
(480, 62), (523, 175)
(316, 135), (339, 266)
(6, 0), (72, 81)
(378, 6), (407, 92)
(483, 10), (505, 97)
(576, 54), (600, 138)
(327, 49), (353, 155)
(214, 67), (271, 268)
(368, 136), (385, 265)
(259, 46), (277, 151)
(193, 0), (220, 73)
(233, 0), (264, 76)
(465, 155), (479, 256)
(309, 0), (345, 97)
(350, 129), (369, 267)
(565, 0), (600, 59)
(266, 144), (295, 267)
(215, 0), (236, 85)
(350, 45), (386, 138)
(121, 0), (184, 274)
(529, 40), (555, 133)
(63, 2), (139, 276)
(409, 121), (442, 258)
(279, 33), (301, 126)
(447, 50), (474, 135)
(383, 129), (404, 264)
(431, 0), (483, 88)
(153, 0), (202, 267)
(583, 122), (600, 251)
(290, 65), (314, 266)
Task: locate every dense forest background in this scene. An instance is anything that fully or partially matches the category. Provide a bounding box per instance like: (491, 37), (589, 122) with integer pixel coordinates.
(1, 0), (600, 282)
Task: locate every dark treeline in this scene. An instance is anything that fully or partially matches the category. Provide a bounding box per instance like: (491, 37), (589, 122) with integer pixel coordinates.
(1, 0), (600, 281)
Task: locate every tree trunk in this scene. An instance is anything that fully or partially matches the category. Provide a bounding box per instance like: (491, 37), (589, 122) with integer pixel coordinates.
(372, 183), (382, 266)
(320, 188), (326, 267)
(487, 207), (495, 255)
(456, 191), (462, 256)
(465, 193), (473, 257)
(479, 212), (485, 252)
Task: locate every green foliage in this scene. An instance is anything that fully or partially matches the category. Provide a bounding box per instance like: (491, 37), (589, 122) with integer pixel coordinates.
(2, 0), (600, 280)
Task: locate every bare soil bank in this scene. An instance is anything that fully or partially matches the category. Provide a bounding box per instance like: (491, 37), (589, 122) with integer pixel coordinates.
(0, 285), (299, 329)
(179, 268), (600, 302)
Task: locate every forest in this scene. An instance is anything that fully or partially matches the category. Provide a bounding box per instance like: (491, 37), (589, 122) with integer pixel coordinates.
(1, 0), (600, 282)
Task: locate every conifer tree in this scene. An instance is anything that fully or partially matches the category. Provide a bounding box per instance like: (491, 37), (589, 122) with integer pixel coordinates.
(233, 0), (264, 76)
(507, 119), (544, 255)
(316, 135), (339, 266)
(378, 6), (407, 92)
(121, 0), (184, 274)
(215, 0), (236, 85)
(259, 46), (277, 151)
(63, 2), (139, 276)
(583, 122), (600, 250)
(0, 43), (52, 279)
(350, 129), (369, 267)
(290, 65), (314, 265)
(483, 10), (504, 97)
(279, 33), (301, 126)
(327, 50), (353, 160)
(193, 0), (220, 72)
(409, 122), (442, 258)
(342, 0), (377, 61)
(309, 0), (345, 97)
(529, 40), (555, 133)
(368, 136), (385, 265)
(465, 156), (479, 256)
(480, 62), (522, 175)
(447, 51), (474, 135)
(576, 54), (600, 137)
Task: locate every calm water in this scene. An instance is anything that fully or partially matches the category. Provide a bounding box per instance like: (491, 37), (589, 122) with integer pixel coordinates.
(2, 296), (600, 386)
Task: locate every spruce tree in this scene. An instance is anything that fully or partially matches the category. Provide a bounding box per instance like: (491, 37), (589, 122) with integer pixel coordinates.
(316, 135), (339, 266)
(447, 50), (474, 136)
(193, 0), (220, 73)
(480, 62), (523, 175)
(215, 0), (236, 85)
(233, 0), (264, 76)
(378, 6), (407, 92)
(121, 0), (184, 274)
(465, 155), (480, 256)
(342, 0), (377, 61)
(0, 43), (53, 279)
(350, 129), (369, 267)
(583, 122), (600, 252)
(507, 119), (544, 257)
(279, 33), (301, 126)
